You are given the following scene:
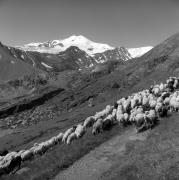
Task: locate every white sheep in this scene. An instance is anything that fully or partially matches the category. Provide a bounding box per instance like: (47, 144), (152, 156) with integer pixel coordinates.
(155, 102), (163, 113)
(153, 87), (160, 96)
(116, 113), (125, 123)
(134, 113), (146, 128)
(117, 97), (125, 105)
(50, 136), (59, 145)
(149, 99), (157, 109)
(1, 152), (17, 165)
(62, 126), (76, 143)
(163, 97), (170, 106)
(83, 116), (95, 128)
(157, 96), (163, 103)
(131, 98), (137, 109)
(92, 118), (103, 135)
(116, 105), (125, 121)
(94, 110), (105, 121)
(43, 139), (54, 150)
(56, 133), (64, 142)
(102, 114), (115, 129)
(142, 96), (149, 108)
(75, 124), (86, 138)
(121, 113), (129, 126)
(32, 145), (45, 155)
(145, 109), (158, 128)
(146, 109), (157, 122)
(66, 132), (77, 145)
(105, 105), (113, 115)
(173, 79), (179, 89)
(111, 108), (117, 120)
(93, 105), (113, 121)
(159, 83), (166, 92)
(117, 104), (124, 115)
(16, 150), (26, 157)
(170, 98), (179, 111)
(123, 98), (131, 113)
(21, 150), (33, 161)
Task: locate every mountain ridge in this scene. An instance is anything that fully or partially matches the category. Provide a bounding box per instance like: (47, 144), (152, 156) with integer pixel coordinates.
(16, 35), (153, 59)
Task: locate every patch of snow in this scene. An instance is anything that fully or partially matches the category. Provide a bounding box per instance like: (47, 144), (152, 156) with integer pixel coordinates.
(21, 54), (25, 59)
(11, 60), (15, 64)
(41, 62), (52, 69)
(89, 63), (93, 67)
(29, 57), (35, 67)
(24, 42), (42, 47)
(127, 46), (153, 58)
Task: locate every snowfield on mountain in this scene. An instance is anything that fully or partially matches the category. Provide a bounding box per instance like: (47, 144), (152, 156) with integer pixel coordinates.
(17, 35), (153, 59)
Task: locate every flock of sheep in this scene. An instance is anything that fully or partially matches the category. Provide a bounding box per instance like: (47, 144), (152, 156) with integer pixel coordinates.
(0, 76), (179, 175)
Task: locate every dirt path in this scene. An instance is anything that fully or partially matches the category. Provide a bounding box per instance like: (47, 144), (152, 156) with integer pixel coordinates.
(54, 128), (150, 180)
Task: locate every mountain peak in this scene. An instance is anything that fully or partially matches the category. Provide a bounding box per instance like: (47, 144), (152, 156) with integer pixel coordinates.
(67, 35), (89, 40)
(17, 35), (115, 56)
(16, 35), (152, 59)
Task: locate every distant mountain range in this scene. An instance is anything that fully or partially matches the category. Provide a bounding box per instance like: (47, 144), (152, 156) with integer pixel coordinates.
(17, 35), (153, 59)
(0, 35), (153, 83)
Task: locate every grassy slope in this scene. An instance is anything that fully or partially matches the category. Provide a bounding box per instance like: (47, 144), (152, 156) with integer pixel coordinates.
(0, 75), (175, 180)
(100, 113), (179, 180)
(1, 105), (179, 180)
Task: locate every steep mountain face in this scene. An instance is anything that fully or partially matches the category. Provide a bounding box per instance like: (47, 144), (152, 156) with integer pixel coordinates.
(57, 46), (97, 70)
(122, 32), (179, 88)
(0, 42), (43, 82)
(7, 45), (98, 73)
(94, 47), (132, 63)
(140, 32), (179, 61)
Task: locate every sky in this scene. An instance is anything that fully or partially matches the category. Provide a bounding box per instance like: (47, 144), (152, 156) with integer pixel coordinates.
(0, 0), (179, 48)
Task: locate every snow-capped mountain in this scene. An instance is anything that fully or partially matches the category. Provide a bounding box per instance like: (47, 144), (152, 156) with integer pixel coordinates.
(17, 35), (152, 59)
(127, 46), (153, 58)
(0, 35), (152, 79)
(17, 35), (114, 56)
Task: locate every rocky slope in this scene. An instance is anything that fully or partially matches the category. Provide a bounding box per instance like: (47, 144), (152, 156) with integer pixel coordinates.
(0, 42), (44, 82)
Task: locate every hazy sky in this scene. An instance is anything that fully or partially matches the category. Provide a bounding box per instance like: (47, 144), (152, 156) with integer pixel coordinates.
(0, 0), (179, 47)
